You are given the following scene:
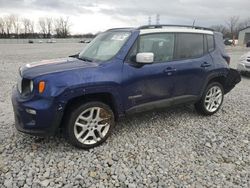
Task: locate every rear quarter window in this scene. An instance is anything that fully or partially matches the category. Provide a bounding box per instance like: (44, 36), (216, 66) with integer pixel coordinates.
(174, 33), (204, 59)
(207, 34), (215, 52)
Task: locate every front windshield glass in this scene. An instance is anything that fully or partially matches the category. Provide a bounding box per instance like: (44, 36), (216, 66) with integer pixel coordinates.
(79, 31), (131, 62)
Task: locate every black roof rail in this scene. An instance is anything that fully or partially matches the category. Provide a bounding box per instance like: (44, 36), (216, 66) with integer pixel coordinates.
(106, 27), (135, 31)
(138, 25), (214, 31)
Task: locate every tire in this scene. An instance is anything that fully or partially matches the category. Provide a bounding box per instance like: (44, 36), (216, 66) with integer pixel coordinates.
(195, 82), (224, 116)
(64, 101), (115, 149)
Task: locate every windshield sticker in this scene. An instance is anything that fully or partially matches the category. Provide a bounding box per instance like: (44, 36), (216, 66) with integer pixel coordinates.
(111, 33), (130, 41)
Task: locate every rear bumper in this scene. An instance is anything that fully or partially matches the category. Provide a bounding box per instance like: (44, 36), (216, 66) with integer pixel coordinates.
(237, 62), (250, 72)
(11, 86), (64, 136)
(224, 68), (241, 94)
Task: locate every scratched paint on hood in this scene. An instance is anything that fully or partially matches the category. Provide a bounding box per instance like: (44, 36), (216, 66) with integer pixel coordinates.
(25, 58), (74, 68)
(20, 57), (99, 79)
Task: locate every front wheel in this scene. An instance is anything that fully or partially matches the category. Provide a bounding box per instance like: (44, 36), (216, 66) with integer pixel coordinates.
(195, 82), (224, 115)
(64, 101), (115, 149)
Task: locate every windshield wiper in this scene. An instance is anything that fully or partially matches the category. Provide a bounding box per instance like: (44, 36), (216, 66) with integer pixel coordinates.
(69, 53), (79, 58)
(69, 53), (93, 62)
(77, 56), (93, 62)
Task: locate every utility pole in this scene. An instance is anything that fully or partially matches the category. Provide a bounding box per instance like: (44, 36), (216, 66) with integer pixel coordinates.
(148, 16), (152, 25)
(156, 14), (160, 25)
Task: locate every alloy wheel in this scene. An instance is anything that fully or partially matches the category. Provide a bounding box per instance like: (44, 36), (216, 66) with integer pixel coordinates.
(73, 107), (111, 145)
(204, 86), (223, 113)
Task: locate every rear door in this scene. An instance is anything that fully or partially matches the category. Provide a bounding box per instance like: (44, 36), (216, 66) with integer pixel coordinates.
(170, 33), (214, 99)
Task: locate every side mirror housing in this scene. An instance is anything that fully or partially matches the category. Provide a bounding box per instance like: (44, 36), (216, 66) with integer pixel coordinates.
(136, 53), (154, 64)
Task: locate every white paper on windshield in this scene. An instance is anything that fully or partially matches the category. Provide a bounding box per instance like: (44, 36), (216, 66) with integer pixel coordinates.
(111, 33), (130, 41)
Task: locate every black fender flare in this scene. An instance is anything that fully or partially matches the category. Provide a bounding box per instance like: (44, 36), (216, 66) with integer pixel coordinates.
(199, 68), (241, 97)
(199, 71), (228, 98)
(224, 68), (241, 94)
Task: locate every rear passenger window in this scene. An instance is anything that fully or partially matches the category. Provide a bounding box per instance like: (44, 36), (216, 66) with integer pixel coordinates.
(175, 33), (204, 59)
(139, 33), (175, 62)
(207, 35), (215, 52)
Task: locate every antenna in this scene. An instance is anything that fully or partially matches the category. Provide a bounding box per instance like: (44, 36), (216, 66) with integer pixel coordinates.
(192, 19), (196, 27)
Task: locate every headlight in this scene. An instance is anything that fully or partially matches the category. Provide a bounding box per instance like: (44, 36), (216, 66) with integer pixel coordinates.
(30, 80), (34, 92)
(17, 73), (22, 93)
(22, 79), (33, 97)
(18, 78), (34, 97)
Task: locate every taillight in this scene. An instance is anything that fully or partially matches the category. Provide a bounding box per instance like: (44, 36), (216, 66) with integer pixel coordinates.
(223, 55), (230, 65)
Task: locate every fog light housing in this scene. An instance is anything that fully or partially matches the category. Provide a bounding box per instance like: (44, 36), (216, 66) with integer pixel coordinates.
(26, 108), (36, 115)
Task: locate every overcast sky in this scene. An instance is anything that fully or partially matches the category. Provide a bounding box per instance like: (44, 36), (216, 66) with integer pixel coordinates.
(0, 0), (249, 34)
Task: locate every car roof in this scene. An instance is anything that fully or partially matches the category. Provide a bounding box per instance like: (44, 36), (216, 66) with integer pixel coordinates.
(139, 28), (214, 35)
(107, 25), (214, 35)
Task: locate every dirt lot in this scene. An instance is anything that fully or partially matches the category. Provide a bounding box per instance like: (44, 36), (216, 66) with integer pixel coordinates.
(0, 43), (249, 187)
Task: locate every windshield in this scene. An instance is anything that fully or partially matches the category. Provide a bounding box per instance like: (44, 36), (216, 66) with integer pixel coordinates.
(79, 31), (131, 62)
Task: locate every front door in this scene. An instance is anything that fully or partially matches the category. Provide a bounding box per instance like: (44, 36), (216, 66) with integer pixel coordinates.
(122, 33), (176, 112)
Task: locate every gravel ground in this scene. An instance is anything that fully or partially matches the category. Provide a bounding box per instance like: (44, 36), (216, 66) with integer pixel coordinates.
(0, 44), (250, 187)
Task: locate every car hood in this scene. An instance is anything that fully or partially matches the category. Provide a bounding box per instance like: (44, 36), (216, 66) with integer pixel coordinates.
(20, 57), (99, 78)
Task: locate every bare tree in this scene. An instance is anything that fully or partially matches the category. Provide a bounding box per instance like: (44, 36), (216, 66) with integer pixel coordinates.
(38, 18), (47, 38)
(238, 17), (250, 30)
(4, 15), (14, 37)
(22, 18), (30, 35)
(54, 17), (70, 38)
(0, 17), (5, 37)
(226, 16), (240, 38)
(22, 18), (34, 37)
(38, 17), (53, 38)
(11, 15), (20, 37)
(210, 24), (228, 35)
(29, 20), (35, 34)
(46, 17), (53, 37)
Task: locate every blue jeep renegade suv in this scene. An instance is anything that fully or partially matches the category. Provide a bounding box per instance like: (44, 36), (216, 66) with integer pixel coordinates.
(12, 25), (241, 149)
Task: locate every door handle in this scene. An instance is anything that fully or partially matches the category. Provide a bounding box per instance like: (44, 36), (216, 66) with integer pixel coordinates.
(201, 62), (211, 68)
(164, 67), (177, 75)
(164, 67), (177, 72)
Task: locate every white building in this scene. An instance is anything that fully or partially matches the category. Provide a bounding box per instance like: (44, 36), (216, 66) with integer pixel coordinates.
(238, 26), (250, 46)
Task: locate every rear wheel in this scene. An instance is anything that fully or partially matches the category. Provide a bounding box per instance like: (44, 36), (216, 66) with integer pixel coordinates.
(195, 82), (224, 115)
(64, 101), (115, 149)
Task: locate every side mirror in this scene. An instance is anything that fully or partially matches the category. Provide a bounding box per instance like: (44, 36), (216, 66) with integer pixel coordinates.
(136, 53), (154, 64)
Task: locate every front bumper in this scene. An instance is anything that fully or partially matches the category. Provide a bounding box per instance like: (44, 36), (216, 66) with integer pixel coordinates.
(11, 86), (64, 136)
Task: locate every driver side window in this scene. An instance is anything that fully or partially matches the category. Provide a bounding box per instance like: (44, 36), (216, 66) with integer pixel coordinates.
(128, 33), (175, 63)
